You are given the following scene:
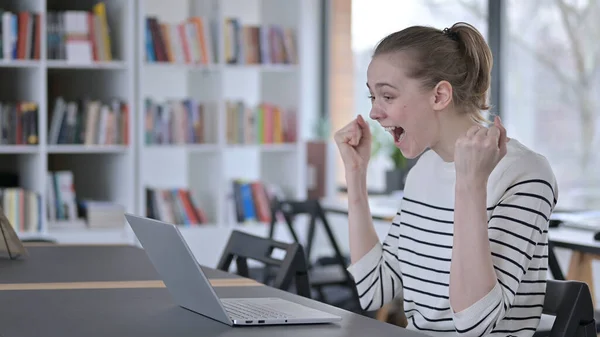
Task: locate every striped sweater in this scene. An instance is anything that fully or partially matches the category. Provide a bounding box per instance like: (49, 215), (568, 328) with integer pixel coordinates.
(347, 139), (558, 337)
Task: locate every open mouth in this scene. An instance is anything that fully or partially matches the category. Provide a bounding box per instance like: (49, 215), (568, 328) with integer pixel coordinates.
(384, 126), (405, 143)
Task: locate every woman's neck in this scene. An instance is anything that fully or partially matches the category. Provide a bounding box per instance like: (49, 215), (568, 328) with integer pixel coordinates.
(431, 113), (481, 163)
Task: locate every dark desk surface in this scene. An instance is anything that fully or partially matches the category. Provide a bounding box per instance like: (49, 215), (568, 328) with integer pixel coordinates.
(0, 244), (243, 283)
(0, 245), (163, 283)
(0, 244), (424, 337)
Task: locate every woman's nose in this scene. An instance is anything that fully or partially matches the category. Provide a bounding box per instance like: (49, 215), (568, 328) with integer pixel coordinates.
(369, 107), (386, 121)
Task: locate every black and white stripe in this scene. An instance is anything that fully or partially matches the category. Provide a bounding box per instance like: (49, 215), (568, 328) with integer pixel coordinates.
(347, 145), (558, 337)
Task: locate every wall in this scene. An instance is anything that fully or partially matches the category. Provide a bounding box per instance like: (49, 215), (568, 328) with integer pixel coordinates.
(327, 0), (354, 188)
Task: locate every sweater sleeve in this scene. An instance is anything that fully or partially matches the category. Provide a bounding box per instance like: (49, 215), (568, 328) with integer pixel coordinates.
(451, 155), (558, 336)
(346, 211), (404, 311)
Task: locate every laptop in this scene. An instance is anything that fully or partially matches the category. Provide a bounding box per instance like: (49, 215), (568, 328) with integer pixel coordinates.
(125, 214), (342, 326)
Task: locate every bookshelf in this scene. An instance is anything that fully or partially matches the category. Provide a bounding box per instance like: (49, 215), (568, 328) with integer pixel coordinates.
(0, 0), (136, 243)
(137, 0), (308, 234)
(0, 0), (321, 263)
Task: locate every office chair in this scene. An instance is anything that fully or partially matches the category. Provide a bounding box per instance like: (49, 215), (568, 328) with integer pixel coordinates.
(546, 235), (600, 333)
(533, 280), (596, 337)
(216, 230), (311, 298)
(267, 198), (362, 312)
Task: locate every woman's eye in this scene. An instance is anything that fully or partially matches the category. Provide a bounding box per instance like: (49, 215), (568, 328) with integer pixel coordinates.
(367, 95), (375, 101)
(384, 96), (392, 101)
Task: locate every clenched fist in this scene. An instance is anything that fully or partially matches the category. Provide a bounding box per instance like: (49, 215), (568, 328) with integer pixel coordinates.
(454, 116), (508, 185)
(334, 115), (372, 174)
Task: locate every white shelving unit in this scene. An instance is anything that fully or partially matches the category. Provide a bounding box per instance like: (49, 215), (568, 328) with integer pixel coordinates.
(138, 0), (321, 267)
(0, 0), (136, 244)
(137, 0), (308, 228)
(137, 0), (322, 268)
(0, 0), (322, 263)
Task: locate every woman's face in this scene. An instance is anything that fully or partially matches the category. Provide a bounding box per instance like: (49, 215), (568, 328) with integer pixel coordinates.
(367, 53), (440, 159)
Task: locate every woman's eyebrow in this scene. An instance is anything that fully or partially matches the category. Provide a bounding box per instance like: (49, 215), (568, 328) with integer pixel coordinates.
(366, 82), (398, 89)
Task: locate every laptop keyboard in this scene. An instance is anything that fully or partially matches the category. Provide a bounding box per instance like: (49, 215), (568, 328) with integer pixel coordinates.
(222, 300), (293, 320)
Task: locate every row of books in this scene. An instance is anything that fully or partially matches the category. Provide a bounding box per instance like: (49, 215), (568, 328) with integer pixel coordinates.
(48, 97), (130, 145)
(230, 179), (271, 223)
(145, 16), (216, 65)
(145, 16), (297, 66)
(227, 179), (287, 224)
(0, 187), (42, 233)
(1, 8), (297, 65)
(3, 179), (289, 231)
(47, 3), (113, 62)
(47, 170), (126, 228)
(144, 98), (208, 145)
(0, 101), (39, 145)
(224, 19), (296, 65)
(226, 101), (297, 145)
(145, 187), (208, 226)
(0, 10), (41, 60)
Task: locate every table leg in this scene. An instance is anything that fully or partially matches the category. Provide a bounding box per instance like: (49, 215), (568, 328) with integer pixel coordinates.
(567, 251), (596, 308)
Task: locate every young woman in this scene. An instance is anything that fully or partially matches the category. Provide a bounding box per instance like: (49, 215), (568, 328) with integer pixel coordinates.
(334, 22), (558, 336)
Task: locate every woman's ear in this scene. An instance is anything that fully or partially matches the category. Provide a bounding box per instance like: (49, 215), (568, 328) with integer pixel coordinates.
(431, 80), (453, 111)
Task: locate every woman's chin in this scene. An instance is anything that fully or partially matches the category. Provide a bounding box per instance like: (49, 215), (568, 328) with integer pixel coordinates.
(402, 151), (420, 160)
(395, 143), (423, 160)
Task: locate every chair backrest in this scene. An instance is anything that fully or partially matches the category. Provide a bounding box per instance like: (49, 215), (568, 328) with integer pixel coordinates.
(216, 230), (311, 298)
(543, 280), (596, 337)
(268, 199), (362, 310)
(269, 198), (349, 266)
(547, 242), (565, 281)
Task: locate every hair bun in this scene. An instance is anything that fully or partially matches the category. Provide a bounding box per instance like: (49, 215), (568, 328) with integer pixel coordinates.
(442, 28), (459, 41)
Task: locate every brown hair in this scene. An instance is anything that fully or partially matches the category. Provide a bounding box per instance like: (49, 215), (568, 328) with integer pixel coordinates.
(373, 22), (493, 123)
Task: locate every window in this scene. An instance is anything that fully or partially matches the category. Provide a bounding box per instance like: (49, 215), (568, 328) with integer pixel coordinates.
(349, 0), (489, 192)
(503, 0), (600, 209)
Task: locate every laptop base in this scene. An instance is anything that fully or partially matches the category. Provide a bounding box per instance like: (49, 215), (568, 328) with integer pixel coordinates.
(223, 297), (342, 326)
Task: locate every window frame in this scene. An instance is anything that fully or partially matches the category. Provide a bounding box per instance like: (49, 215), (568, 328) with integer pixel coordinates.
(488, 0), (505, 119)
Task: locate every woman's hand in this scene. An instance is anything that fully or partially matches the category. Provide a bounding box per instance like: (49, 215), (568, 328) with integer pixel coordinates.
(335, 115), (379, 263)
(454, 116), (508, 186)
(334, 115), (372, 175)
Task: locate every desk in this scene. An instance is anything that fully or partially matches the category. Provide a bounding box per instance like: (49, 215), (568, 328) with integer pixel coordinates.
(321, 196), (397, 221)
(549, 226), (600, 255)
(321, 196), (600, 313)
(0, 244), (428, 337)
(547, 226), (600, 306)
(322, 195), (600, 254)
